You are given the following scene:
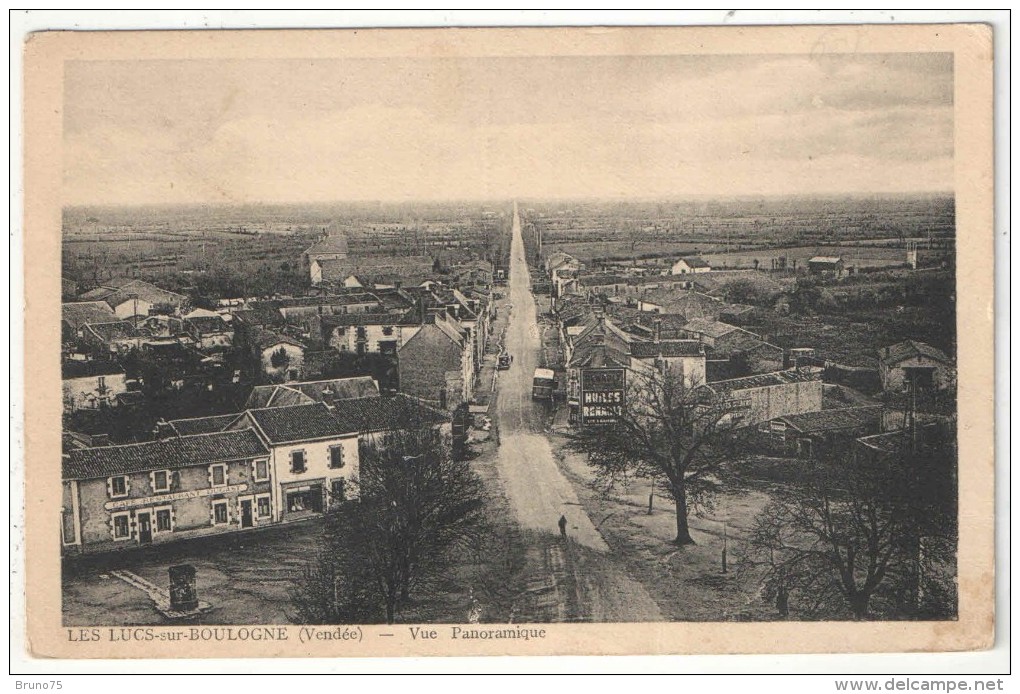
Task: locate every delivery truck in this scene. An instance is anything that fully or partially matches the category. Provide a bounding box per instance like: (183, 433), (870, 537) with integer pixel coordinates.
(532, 368), (557, 401)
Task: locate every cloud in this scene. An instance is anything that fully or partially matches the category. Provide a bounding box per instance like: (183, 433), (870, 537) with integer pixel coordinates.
(62, 54), (954, 205)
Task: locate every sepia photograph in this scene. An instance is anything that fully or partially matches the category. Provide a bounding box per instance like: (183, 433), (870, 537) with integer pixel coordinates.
(20, 21), (996, 661)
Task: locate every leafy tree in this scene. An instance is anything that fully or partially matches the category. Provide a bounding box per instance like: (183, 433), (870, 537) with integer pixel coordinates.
(270, 347), (291, 369)
(568, 367), (742, 545)
(788, 278), (821, 313)
(742, 429), (957, 620)
(291, 427), (487, 624)
(719, 278), (777, 306)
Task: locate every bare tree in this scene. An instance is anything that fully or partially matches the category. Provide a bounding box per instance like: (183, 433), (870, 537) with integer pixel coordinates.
(291, 426), (488, 624)
(743, 434), (957, 620)
(568, 367), (742, 545)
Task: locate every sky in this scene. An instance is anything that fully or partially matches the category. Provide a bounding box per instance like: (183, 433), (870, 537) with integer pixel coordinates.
(63, 53), (953, 206)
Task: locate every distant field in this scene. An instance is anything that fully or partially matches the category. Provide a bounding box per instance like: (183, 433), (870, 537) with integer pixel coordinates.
(702, 245), (926, 270)
(542, 240), (950, 272)
(62, 202), (511, 289)
(540, 240), (729, 264)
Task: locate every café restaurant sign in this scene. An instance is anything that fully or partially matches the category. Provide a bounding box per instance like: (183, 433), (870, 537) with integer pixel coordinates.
(105, 484), (250, 511)
(580, 368), (626, 426)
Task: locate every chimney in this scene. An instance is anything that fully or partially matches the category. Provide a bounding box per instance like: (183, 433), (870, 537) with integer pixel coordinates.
(653, 317), (662, 344)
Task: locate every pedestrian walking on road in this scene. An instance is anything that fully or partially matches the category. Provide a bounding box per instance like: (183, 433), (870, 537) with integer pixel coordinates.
(558, 514), (568, 538)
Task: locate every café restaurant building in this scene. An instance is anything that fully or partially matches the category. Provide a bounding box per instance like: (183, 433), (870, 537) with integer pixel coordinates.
(61, 403), (361, 555)
(61, 429), (273, 554)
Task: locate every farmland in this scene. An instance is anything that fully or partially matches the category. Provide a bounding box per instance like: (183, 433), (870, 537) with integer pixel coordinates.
(62, 201), (511, 294)
(525, 194), (954, 269)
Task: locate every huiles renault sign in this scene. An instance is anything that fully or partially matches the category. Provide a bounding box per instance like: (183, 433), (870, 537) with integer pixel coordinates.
(580, 368), (625, 426)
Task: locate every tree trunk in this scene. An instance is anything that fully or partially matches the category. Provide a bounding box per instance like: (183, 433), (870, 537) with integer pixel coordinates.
(849, 592), (871, 620)
(673, 482), (696, 545)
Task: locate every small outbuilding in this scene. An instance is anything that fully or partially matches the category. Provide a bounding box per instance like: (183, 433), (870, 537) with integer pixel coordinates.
(878, 340), (955, 393)
(671, 256), (712, 275)
(807, 256), (844, 277)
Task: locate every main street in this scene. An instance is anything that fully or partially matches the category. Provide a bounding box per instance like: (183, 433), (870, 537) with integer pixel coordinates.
(493, 203), (662, 621)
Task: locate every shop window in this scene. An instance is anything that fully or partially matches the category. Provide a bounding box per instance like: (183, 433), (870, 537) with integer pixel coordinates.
(155, 508), (173, 532)
(109, 476), (129, 499)
(209, 464), (227, 488)
(151, 470), (170, 493)
(257, 496), (272, 518)
(286, 488), (321, 513)
(253, 458), (270, 482)
(112, 513), (131, 540)
(329, 445), (344, 469)
(291, 450), (306, 473)
(212, 500), (229, 525)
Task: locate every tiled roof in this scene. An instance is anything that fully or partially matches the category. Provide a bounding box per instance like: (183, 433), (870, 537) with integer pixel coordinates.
(856, 430), (910, 455)
(630, 340), (705, 358)
(639, 289), (723, 318)
(332, 394), (450, 433)
(682, 318), (740, 339)
(566, 341), (627, 370)
(247, 403), (354, 443)
(245, 376), (380, 409)
(62, 302), (117, 329)
(878, 340), (952, 366)
(776, 406), (883, 434)
(251, 327), (305, 351)
(362, 273), (431, 288)
(80, 279), (186, 308)
(63, 429), (268, 480)
(704, 369), (820, 397)
(185, 316), (231, 334)
(580, 273), (638, 287)
(321, 310), (419, 328)
(372, 289), (417, 311)
(433, 314), (467, 345)
(166, 413), (240, 436)
(84, 321), (139, 342)
(183, 307), (220, 319)
(636, 313), (689, 331)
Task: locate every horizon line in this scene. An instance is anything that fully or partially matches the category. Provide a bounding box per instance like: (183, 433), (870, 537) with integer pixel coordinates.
(64, 190), (955, 210)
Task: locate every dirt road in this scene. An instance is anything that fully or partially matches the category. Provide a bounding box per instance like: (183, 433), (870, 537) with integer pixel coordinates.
(493, 203), (661, 622)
